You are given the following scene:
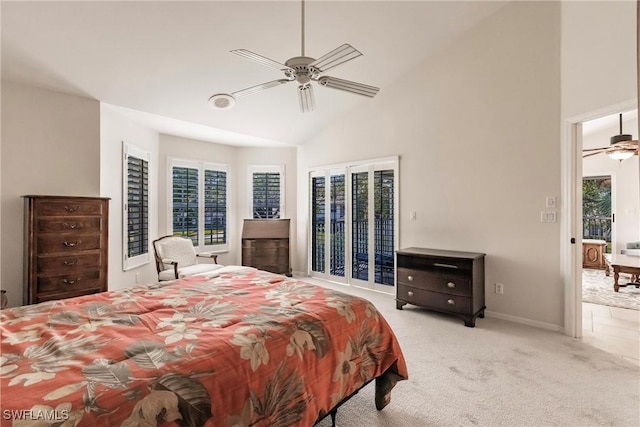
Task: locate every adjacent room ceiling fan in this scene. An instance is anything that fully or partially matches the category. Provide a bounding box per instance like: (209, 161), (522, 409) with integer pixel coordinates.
(208, 0), (379, 113)
(582, 113), (638, 160)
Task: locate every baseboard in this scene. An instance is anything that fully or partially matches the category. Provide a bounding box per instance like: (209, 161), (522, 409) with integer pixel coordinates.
(485, 310), (564, 333)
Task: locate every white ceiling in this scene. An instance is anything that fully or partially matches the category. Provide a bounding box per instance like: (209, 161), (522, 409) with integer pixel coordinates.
(2, 1), (509, 146)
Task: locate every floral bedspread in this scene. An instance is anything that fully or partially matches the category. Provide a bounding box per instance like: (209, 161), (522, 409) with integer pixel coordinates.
(0, 267), (407, 427)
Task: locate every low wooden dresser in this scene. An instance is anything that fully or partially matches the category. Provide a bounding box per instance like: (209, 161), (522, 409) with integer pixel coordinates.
(396, 247), (486, 327)
(24, 195), (109, 305)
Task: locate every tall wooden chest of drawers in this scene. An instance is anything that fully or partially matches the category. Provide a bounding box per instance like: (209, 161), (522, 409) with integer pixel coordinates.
(396, 247), (485, 327)
(24, 196), (109, 305)
(241, 219), (291, 276)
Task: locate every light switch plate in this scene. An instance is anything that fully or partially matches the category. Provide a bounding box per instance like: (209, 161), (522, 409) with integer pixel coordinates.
(545, 196), (556, 209)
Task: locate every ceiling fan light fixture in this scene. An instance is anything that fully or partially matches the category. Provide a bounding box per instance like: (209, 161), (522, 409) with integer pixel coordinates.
(208, 93), (236, 110)
(607, 149), (635, 161)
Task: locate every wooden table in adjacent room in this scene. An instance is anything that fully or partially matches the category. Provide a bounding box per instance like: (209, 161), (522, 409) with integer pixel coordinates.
(610, 254), (640, 292)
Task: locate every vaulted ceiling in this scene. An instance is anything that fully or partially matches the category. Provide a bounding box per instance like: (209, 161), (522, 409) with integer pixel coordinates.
(2, 1), (509, 146)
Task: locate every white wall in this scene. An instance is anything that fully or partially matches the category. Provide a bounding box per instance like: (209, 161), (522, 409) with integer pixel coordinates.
(298, 1), (563, 327)
(583, 117), (640, 255)
(100, 104), (160, 290)
(561, 1), (637, 119)
(236, 146), (298, 269)
(0, 80), (101, 307)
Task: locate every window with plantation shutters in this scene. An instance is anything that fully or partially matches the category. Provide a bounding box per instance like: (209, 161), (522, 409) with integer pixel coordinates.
(204, 169), (227, 245)
(172, 166), (199, 246)
(123, 144), (151, 270)
(248, 165), (284, 220)
(169, 159), (228, 251)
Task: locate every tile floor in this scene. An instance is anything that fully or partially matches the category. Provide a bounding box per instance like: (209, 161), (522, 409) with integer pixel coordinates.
(581, 302), (640, 366)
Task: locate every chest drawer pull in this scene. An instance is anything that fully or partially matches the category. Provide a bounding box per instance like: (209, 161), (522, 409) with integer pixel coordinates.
(434, 263), (458, 269)
(63, 259), (78, 266)
(62, 278), (81, 285)
(447, 299), (455, 305)
(407, 291), (414, 297)
(64, 205), (80, 213)
(63, 241), (81, 247)
(407, 275), (414, 282)
(63, 222), (81, 230)
(447, 282), (456, 288)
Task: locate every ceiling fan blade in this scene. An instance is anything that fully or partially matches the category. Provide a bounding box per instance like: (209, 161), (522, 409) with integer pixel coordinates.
(231, 79), (290, 98)
(298, 84), (315, 113)
(230, 49), (293, 72)
(582, 147), (610, 152)
(583, 151), (606, 158)
(317, 76), (380, 98)
(308, 44), (362, 72)
(612, 140), (639, 149)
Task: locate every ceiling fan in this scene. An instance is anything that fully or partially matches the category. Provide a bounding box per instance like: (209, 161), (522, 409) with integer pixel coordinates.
(208, 0), (379, 113)
(582, 113), (638, 160)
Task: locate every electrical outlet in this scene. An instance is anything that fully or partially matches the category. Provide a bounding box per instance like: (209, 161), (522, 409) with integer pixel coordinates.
(495, 283), (504, 294)
(135, 272), (140, 284)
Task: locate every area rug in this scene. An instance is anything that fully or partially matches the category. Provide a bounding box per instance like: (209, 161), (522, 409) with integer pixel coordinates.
(582, 268), (640, 311)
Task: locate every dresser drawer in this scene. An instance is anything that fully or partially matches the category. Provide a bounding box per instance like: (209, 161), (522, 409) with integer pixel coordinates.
(37, 234), (102, 254)
(36, 199), (105, 217)
(37, 217), (103, 233)
(397, 267), (471, 296)
(397, 284), (471, 315)
(37, 270), (102, 295)
(397, 254), (473, 272)
(35, 288), (104, 304)
(37, 253), (102, 273)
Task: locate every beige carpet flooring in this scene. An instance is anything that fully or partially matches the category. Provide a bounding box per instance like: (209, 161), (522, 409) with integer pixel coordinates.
(306, 277), (640, 427)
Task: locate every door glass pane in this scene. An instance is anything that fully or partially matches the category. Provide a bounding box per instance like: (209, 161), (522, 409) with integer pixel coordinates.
(374, 170), (394, 285)
(582, 176), (612, 252)
(172, 166), (199, 246)
(311, 176), (326, 273)
(352, 172), (368, 280)
(330, 174), (346, 277)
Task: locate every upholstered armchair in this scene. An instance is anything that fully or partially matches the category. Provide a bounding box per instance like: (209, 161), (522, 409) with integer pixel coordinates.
(152, 235), (223, 281)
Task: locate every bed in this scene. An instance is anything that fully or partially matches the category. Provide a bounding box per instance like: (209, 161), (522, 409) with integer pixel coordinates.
(0, 266), (407, 426)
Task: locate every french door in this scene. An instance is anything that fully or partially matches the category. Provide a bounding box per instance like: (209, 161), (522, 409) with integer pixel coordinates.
(309, 158), (398, 293)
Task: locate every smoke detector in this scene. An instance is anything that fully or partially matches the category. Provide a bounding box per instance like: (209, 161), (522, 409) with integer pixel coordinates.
(208, 93), (236, 110)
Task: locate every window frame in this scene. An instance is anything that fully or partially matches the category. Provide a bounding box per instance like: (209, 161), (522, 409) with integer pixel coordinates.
(248, 165), (285, 219)
(168, 158), (229, 252)
(123, 143), (151, 271)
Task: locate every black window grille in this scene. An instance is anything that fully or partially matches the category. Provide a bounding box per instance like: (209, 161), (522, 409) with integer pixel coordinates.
(172, 166), (199, 246)
(311, 176), (325, 273)
(253, 172), (281, 219)
(352, 172), (368, 280)
(330, 174), (346, 277)
(204, 169), (227, 245)
(374, 170), (394, 285)
(127, 155), (149, 258)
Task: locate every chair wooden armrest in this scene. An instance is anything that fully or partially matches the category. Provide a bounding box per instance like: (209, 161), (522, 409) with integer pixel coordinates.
(162, 259), (179, 279)
(197, 252), (218, 263)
